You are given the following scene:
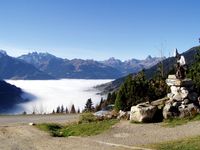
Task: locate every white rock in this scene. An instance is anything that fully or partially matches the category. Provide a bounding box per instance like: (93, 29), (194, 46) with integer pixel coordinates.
(170, 86), (180, 95)
(130, 103), (157, 122)
(29, 122), (36, 126)
(180, 88), (189, 99)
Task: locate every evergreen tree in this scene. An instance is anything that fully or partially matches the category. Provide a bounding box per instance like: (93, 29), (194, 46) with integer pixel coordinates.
(52, 109), (55, 114)
(77, 108), (80, 113)
(65, 106), (69, 114)
(56, 106), (60, 113)
(115, 71), (157, 111)
(70, 104), (76, 113)
(61, 105), (64, 113)
(115, 84), (127, 111)
(84, 98), (94, 112)
(188, 51), (200, 93)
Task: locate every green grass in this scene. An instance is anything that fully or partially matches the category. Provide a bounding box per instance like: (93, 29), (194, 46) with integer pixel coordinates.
(36, 119), (118, 137)
(149, 136), (200, 150)
(163, 114), (200, 127)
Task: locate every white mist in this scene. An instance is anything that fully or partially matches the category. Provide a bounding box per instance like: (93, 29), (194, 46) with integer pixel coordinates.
(6, 79), (112, 114)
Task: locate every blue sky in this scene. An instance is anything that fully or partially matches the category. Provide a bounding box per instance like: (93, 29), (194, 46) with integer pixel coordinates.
(0, 0), (199, 60)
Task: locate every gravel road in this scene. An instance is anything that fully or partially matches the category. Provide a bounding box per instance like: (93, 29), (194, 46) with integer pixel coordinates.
(0, 114), (79, 126)
(1, 115), (200, 150)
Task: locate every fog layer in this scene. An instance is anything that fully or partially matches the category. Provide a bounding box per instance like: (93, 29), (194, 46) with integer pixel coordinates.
(6, 79), (112, 114)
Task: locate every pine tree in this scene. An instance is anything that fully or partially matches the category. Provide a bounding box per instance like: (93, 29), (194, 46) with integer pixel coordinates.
(61, 105), (64, 113)
(56, 106), (61, 113)
(70, 104), (76, 113)
(188, 51), (200, 93)
(77, 108), (80, 113)
(65, 106), (69, 114)
(84, 98), (94, 112)
(52, 109), (55, 114)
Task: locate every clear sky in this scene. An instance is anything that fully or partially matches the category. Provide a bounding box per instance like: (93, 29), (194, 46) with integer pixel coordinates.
(0, 0), (199, 60)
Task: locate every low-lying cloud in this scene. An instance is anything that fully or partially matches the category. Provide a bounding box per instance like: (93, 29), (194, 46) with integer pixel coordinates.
(7, 79), (112, 114)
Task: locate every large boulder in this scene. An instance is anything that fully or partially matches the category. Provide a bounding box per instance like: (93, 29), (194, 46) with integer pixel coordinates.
(130, 103), (158, 123)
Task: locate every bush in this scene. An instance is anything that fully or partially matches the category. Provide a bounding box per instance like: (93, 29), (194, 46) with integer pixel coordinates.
(79, 112), (97, 123)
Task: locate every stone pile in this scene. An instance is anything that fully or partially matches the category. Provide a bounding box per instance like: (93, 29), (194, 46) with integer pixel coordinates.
(129, 75), (200, 123)
(163, 75), (200, 119)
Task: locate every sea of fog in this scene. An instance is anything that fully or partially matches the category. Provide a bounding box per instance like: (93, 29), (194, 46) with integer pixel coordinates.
(6, 79), (112, 114)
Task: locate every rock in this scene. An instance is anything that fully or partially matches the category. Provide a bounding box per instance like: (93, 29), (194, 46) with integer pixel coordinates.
(29, 122), (36, 126)
(183, 99), (190, 105)
(117, 110), (129, 120)
(166, 78), (181, 86)
(166, 78), (193, 87)
(151, 97), (169, 106)
(180, 87), (189, 99)
(172, 101), (181, 107)
(167, 93), (174, 99)
(163, 102), (180, 119)
(170, 86), (180, 95)
(173, 93), (182, 101)
(163, 103), (173, 119)
(179, 103), (199, 118)
(130, 103), (157, 123)
(188, 92), (198, 102)
(168, 75), (176, 79)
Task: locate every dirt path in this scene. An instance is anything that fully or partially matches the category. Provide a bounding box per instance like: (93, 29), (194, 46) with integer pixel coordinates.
(1, 116), (200, 150)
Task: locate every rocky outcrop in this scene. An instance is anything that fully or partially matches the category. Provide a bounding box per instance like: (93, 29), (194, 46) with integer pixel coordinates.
(130, 102), (158, 122)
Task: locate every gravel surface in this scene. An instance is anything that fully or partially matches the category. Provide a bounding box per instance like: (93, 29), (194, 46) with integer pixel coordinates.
(0, 114), (79, 126)
(1, 115), (200, 150)
(92, 120), (200, 146)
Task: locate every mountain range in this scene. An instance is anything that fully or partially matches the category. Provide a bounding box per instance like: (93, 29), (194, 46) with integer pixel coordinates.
(0, 50), (164, 79)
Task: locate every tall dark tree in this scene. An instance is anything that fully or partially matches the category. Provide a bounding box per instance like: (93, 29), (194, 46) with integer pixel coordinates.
(84, 98), (94, 112)
(77, 108), (80, 113)
(56, 106), (60, 113)
(188, 51), (200, 93)
(61, 105), (64, 113)
(70, 104), (76, 113)
(52, 109), (55, 114)
(65, 106), (69, 114)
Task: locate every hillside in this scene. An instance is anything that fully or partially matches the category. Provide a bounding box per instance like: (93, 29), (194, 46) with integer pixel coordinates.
(0, 80), (25, 113)
(98, 46), (200, 94)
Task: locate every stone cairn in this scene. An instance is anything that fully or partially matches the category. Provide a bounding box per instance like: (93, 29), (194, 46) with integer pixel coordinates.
(163, 75), (200, 119)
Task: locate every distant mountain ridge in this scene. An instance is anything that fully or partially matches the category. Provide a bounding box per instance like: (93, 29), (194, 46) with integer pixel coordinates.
(0, 49), (164, 79)
(0, 50), (54, 80)
(101, 55), (164, 75)
(18, 52), (163, 79)
(18, 52), (122, 79)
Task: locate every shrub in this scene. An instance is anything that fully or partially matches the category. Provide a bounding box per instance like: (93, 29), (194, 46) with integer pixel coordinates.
(79, 112), (97, 123)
